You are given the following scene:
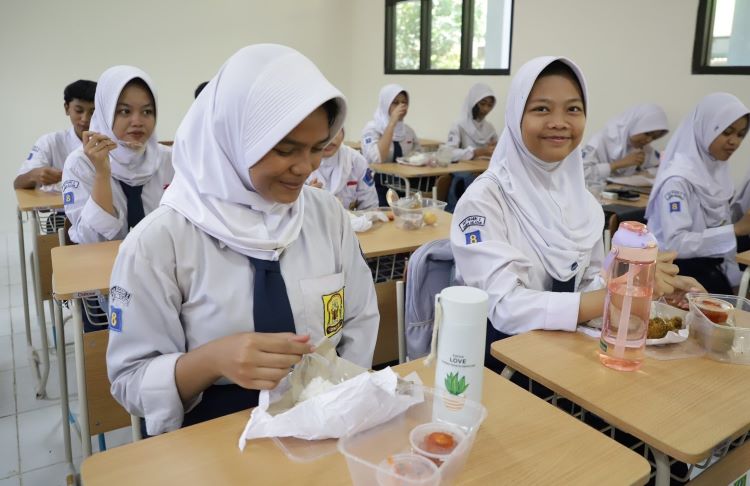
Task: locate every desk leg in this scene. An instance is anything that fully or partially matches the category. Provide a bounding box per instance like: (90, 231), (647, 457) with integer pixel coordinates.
(54, 300), (76, 483)
(17, 208), (34, 376)
(72, 299), (92, 457)
(500, 366), (516, 380)
(652, 449), (670, 486)
(739, 268), (750, 299)
(30, 211), (50, 399)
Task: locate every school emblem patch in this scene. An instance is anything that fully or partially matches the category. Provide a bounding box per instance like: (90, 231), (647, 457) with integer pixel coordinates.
(109, 307), (123, 333)
(669, 201), (681, 213)
(63, 192), (74, 205)
(465, 230), (482, 245)
(363, 168), (374, 186)
(322, 287), (345, 337)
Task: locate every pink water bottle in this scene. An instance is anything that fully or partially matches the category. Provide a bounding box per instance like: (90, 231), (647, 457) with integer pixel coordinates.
(598, 221), (658, 371)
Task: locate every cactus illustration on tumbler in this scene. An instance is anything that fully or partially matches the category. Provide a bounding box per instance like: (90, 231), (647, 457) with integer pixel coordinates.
(444, 371), (469, 396)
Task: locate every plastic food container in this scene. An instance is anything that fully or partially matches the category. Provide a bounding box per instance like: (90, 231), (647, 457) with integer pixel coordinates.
(375, 453), (439, 486)
(392, 198), (448, 230)
(338, 384), (487, 485)
(687, 293), (750, 363)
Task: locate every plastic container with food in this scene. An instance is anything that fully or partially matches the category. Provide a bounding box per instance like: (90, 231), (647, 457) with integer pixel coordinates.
(686, 293), (750, 364)
(392, 198), (447, 230)
(646, 301), (688, 345)
(338, 384), (486, 486)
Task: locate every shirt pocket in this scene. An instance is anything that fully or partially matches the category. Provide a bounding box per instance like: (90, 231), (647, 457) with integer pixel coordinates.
(298, 272), (345, 346)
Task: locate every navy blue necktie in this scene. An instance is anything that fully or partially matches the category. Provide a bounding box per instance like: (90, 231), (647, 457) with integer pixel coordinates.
(118, 181), (145, 229)
(551, 278), (575, 292)
(393, 141), (403, 160)
(248, 257), (296, 333)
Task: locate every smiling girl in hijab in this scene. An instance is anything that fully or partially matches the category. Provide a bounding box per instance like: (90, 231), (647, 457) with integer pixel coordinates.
(307, 127), (378, 210)
(106, 45), (379, 435)
(444, 82), (498, 211)
(646, 93), (750, 294)
(582, 103), (668, 184)
(450, 57), (703, 371)
(62, 66), (173, 244)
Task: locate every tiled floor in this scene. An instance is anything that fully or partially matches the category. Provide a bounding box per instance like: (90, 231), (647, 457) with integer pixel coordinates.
(0, 227), (132, 486)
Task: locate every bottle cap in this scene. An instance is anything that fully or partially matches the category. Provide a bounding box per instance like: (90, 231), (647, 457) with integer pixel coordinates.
(612, 221), (658, 262)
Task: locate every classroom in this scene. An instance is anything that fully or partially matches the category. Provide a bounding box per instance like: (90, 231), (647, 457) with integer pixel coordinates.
(1, 0), (750, 485)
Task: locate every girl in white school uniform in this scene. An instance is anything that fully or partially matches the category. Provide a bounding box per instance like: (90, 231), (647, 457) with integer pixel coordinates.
(646, 93), (750, 294)
(62, 66), (173, 244)
(106, 45), (379, 435)
(444, 82), (498, 211)
(450, 57), (702, 371)
(307, 128), (379, 210)
(361, 84), (421, 163)
(582, 103), (668, 184)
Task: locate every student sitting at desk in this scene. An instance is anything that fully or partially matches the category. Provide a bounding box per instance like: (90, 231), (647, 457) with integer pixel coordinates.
(444, 82), (498, 212)
(62, 66), (173, 244)
(14, 80), (96, 190)
(106, 45), (379, 435)
(450, 56), (704, 371)
(582, 103), (668, 185)
(646, 93), (750, 294)
(361, 84), (420, 164)
(307, 127), (378, 210)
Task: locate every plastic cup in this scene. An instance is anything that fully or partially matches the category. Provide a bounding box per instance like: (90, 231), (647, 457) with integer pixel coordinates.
(375, 453), (440, 486)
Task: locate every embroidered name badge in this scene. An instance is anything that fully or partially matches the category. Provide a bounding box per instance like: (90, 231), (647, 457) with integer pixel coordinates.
(322, 287), (345, 338)
(664, 190), (685, 201)
(363, 168), (374, 186)
(364, 137), (372, 144)
(571, 261), (579, 271)
(109, 307), (123, 333)
(63, 192), (74, 205)
(110, 286), (132, 306)
(465, 230), (482, 245)
(346, 180), (358, 187)
(459, 215), (486, 232)
(669, 201), (681, 213)
(62, 180), (79, 191)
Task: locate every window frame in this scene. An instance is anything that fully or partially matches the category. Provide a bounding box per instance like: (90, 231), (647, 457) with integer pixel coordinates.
(692, 0), (750, 74)
(384, 0), (514, 75)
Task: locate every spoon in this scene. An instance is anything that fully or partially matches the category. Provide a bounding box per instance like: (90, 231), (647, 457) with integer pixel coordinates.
(386, 188), (400, 207)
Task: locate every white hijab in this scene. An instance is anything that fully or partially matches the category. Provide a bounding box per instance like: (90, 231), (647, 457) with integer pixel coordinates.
(646, 93), (749, 226)
(482, 56), (604, 282)
(90, 65), (161, 186)
(457, 82), (497, 146)
(312, 140), (356, 195)
(160, 44), (346, 261)
(585, 103), (668, 163)
(373, 83), (408, 141)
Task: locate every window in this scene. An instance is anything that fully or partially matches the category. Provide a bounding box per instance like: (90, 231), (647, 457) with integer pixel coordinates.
(385, 0), (514, 75)
(693, 0), (750, 74)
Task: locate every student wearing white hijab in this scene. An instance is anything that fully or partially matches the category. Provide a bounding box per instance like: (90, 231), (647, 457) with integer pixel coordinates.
(451, 57), (702, 371)
(444, 83), (498, 211)
(62, 66), (173, 244)
(361, 84), (420, 163)
(106, 45), (379, 435)
(582, 103), (668, 184)
(645, 93), (750, 294)
(307, 128), (378, 210)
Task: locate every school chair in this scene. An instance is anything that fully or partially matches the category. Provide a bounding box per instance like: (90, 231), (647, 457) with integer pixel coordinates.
(434, 175), (452, 202)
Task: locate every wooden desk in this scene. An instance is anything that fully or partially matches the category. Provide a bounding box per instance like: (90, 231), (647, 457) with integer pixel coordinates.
(370, 159), (489, 197)
(81, 359), (650, 486)
(357, 210), (451, 258)
(14, 189), (65, 401)
(51, 240), (124, 478)
(346, 138), (443, 152)
(491, 331), (750, 485)
(736, 250), (750, 299)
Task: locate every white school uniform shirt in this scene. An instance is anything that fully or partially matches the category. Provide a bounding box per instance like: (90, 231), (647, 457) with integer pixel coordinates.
(445, 83), (498, 161)
(18, 127), (80, 176)
(307, 145), (379, 210)
(581, 103), (668, 184)
(451, 177), (604, 335)
(106, 189), (379, 435)
(61, 145), (173, 243)
(360, 121), (420, 163)
(451, 56), (604, 335)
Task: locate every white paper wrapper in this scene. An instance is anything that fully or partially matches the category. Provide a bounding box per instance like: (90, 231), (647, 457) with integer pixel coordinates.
(238, 339), (424, 451)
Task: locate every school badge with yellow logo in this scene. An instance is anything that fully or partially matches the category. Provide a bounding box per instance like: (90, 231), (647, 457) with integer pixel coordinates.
(322, 287), (345, 337)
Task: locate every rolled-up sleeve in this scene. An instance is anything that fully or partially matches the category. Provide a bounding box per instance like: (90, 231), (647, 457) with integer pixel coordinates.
(361, 125), (384, 163)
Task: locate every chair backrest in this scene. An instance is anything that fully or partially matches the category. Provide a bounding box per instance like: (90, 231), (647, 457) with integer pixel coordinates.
(83, 329), (133, 435)
(404, 239), (455, 360)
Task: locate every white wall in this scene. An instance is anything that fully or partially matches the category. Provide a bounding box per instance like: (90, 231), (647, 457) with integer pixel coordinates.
(347, 0), (750, 178)
(2, 0), (749, 231)
(0, 0), (352, 231)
